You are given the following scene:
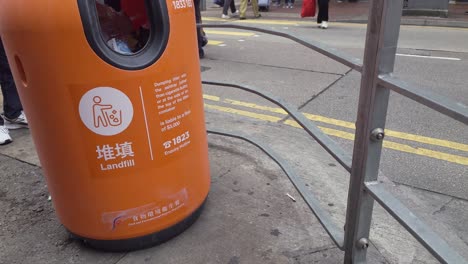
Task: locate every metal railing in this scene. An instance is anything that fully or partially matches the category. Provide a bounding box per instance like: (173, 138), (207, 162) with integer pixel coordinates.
(200, 0), (468, 263)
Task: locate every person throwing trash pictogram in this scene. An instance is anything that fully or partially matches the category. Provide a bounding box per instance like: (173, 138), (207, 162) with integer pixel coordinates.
(92, 96), (122, 128)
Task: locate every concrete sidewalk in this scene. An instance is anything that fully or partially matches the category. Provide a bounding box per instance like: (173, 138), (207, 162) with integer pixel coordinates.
(203, 0), (468, 28)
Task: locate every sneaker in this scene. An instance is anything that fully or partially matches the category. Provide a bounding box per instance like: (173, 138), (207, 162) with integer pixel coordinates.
(254, 14), (262, 18)
(232, 10), (240, 17)
(239, 17), (247, 20)
(221, 14), (230, 19)
(0, 125), (12, 145)
(2, 111), (28, 129)
(321, 21), (328, 29)
(201, 34), (208, 47)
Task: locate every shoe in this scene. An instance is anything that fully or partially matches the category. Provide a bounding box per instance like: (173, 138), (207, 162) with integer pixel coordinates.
(254, 14), (262, 18)
(289, 4), (294, 8)
(199, 48), (205, 59)
(0, 125), (12, 145)
(232, 10), (240, 17)
(201, 33), (208, 47)
(2, 111), (28, 129)
(221, 14), (230, 19)
(239, 17), (247, 20)
(321, 21), (328, 29)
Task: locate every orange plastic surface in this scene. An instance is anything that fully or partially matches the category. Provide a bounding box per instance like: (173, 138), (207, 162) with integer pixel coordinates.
(0, 0), (210, 240)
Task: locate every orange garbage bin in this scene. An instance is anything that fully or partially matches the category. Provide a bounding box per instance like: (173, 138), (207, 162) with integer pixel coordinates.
(0, 0), (210, 251)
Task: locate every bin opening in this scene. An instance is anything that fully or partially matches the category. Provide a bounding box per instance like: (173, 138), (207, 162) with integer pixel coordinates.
(95, 0), (151, 55)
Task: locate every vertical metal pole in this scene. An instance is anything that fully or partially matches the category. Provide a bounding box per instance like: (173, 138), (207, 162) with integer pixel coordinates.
(201, 0), (207, 11)
(343, 0), (404, 263)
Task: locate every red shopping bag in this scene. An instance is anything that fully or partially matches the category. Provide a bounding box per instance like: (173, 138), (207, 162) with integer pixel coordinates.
(301, 0), (316, 18)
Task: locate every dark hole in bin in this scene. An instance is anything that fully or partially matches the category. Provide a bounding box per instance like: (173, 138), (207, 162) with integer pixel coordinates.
(95, 0), (151, 55)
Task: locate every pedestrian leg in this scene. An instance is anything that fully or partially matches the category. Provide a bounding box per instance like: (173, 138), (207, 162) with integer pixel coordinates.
(317, 0), (329, 24)
(230, 0), (238, 14)
(251, 0), (260, 17)
(239, 0), (248, 18)
(0, 38), (22, 120)
(222, 0), (232, 16)
(194, 0), (205, 58)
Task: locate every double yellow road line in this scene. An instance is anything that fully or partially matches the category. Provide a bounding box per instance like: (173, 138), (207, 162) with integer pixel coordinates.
(203, 94), (468, 165)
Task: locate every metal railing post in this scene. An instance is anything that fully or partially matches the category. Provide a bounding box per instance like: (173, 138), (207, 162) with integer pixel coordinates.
(202, 6), (466, 260)
(343, 0), (404, 263)
(201, 0), (207, 11)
